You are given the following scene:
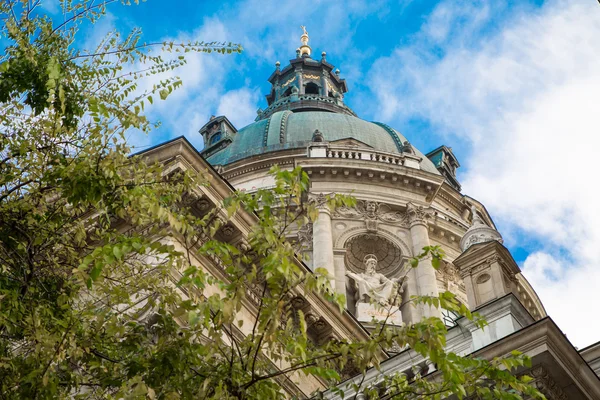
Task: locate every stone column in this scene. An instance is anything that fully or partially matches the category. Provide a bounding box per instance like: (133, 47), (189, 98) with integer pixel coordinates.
(312, 194), (336, 289)
(295, 68), (303, 95)
(402, 268), (420, 323)
(320, 71), (328, 96)
(333, 249), (347, 296)
(407, 202), (441, 319)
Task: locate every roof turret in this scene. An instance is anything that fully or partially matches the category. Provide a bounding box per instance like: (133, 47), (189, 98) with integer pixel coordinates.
(460, 205), (504, 251)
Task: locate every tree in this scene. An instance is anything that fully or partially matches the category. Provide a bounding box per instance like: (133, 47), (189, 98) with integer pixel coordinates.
(0, 2), (544, 399)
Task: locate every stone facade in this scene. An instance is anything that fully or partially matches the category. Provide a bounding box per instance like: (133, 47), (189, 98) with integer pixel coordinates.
(139, 30), (600, 398)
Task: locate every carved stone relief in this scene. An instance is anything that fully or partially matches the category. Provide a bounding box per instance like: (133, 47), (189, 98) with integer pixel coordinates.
(435, 261), (468, 304)
(334, 200), (409, 232)
(308, 192), (329, 209)
(297, 222), (313, 250)
(406, 202), (432, 226)
(530, 366), (568, 400)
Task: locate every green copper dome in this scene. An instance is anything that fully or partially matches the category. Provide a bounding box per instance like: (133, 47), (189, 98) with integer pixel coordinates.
(204, 111), (439, 175)
(200, 32), (440, 176)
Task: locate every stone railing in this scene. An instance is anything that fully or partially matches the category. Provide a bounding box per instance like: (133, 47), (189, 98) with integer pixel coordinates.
(256, 94), (356, 120)
(308, 144), (421, 170)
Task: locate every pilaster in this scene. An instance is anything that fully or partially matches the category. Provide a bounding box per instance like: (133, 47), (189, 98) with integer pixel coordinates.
(311, 194), (336, 289)
(333, 249), (347, 296)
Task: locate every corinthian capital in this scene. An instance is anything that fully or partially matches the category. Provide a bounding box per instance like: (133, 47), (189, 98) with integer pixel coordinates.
(308, 192), (330, 210)
(406, 202), (430, 226)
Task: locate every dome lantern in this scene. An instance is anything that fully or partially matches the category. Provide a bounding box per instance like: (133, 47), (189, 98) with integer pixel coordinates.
(261, 26), (351, 119)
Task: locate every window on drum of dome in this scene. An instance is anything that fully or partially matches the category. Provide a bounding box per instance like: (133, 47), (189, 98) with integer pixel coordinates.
(209, 132), (222, 145)
(283, 87), (293, 97)
(305, 82), (319, 95)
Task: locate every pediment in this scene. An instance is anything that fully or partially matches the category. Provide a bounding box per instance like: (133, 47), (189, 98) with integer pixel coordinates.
(329, 137), (374, 149)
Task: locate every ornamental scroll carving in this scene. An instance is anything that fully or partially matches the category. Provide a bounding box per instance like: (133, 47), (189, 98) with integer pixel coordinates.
(297, 222), (313, 250)
(530, 366), (568, 400)
(280, 76), (296, 88)
(334, 201), (409, 231)
(303, 73), (321, 80)
(436, 261), (467, 304)
(437, 261), (461, 285)
(407, 202), (432, 226)
(308, 192), (330, 210)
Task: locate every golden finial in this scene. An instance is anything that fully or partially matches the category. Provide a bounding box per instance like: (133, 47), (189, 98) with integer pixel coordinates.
(299, 25), (311, 57)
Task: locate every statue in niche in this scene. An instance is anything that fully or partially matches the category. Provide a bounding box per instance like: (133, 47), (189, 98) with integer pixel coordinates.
(346, 254), (406, 307)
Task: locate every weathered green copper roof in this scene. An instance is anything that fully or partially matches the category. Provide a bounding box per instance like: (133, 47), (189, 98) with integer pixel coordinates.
(205, 111), (439, 174)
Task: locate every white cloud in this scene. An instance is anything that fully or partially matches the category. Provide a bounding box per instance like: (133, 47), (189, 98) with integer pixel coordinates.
(82, 11), (117, 51)
(115, 0), (385, 151)
(370, 0), (600, 347)
(217, 88), (261, 128)
(41, 0), (60, 14)
(122, 18), (244, 150)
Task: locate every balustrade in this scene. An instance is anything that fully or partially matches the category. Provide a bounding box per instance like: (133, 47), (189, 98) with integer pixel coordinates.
(311, 145), (419, 169)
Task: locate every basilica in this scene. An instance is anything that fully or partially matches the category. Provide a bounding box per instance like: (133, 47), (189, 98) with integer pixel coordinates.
(141, 29), (600, 399)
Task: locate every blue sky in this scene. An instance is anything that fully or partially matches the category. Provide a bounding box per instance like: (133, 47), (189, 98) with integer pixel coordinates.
(42, 0), (600, 347)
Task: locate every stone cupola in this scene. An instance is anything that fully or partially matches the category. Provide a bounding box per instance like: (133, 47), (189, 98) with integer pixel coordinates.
(460, 205), (503, 252)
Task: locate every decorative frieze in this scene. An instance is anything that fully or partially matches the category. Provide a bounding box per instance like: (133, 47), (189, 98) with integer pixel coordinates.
(303, 73), (320, 80)
(334, 200), (409, 229)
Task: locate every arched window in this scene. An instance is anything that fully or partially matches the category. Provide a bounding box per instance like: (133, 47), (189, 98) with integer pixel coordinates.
(328, 91), (334, 98)
(283, 87), (293, 97)
(305, 82), (320, 95)
(209, 132), (222, 145)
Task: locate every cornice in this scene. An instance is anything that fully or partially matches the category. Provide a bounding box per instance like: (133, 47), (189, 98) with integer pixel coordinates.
(303, 160), (444, 195)
(475, 317), (600, 399)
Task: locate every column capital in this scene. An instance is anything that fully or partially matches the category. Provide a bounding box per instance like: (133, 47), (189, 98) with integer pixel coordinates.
(406, 202), (430, 227)
(309, 192), (333, 211)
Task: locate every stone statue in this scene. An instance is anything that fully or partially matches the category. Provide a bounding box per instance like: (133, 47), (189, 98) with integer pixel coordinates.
(346, 254), (405, 307)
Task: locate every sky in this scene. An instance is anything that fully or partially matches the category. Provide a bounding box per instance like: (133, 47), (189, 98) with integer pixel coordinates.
(41, 0), (600, 348)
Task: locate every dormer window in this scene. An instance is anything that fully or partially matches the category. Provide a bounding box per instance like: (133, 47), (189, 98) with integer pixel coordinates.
(209, 132), (222, 145)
